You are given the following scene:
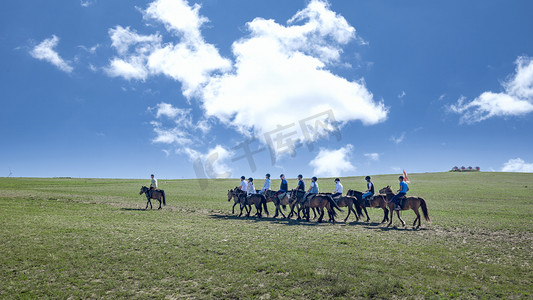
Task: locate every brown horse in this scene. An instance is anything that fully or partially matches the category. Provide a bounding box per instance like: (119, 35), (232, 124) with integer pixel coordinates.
(347, 190), (389, 223)
(264, 190), (292, 218)
(233, 188), (268, 218)
(379, 186), (430, 229)
(301, 194), (343, 223)
(140, 186), (166, 209)
(288, 189), (319, 220)
(334, 195), (362, 222)
(227, 187), (250, 217)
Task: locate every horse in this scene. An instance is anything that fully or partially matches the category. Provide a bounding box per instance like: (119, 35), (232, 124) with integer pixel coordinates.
(227, 187), (249, 216)
(264, 190), (292, 218)
(139, 186), (166, 209)
(229, 188), (268, 218)
(379, 186), (430, 229)
(333, 195), (362, 223)
(287, 189), (320, 220)
(301, 193), (343, 223)
(347, 189), (389, 223)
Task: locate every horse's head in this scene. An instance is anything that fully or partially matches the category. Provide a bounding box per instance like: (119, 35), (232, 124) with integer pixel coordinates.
(289, 189), (298, 200)
(379, 186), (392, 194)
(139, 186), (147, 195)
(227, 189), (233, 201)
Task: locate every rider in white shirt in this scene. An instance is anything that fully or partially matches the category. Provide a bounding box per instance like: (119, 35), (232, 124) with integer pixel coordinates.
(260, 173), (271, 194)
(332, 178), (343, 198)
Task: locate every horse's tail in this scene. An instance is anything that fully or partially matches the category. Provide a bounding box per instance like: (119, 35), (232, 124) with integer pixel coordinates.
(162, 190), (166, 206)
(327, 196), (343, 217)
(261, 194), (269, 216)
(354, 198), (363, 216)
(419, 197), (430, 222)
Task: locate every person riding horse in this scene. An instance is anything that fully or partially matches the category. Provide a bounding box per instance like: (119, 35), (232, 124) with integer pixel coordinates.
(149, 174), (157, 198)
(331, 178), (343, 199)
(391, 175), (409, 210)
(303, 176), (319, 205)
(275, 174), (288, 197)
(259, 173), (271, 194)
(294, 174), (305, 192)
(362, 176), (374, 205)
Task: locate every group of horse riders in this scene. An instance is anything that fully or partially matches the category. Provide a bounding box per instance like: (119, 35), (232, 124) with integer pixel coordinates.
(238, 173), (409, 211)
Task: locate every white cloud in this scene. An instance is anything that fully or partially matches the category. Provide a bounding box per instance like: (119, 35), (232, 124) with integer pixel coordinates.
(451, 56), (533, 123)
(364, 153), (380, 161)
(201, 0), (387, 145)
(30, 35), (73, 73)
(501, 158), (533, 173)
(105, 0), (231, 97)
(398, 91), (406, 99)
(187, 145), (232, 178)
(80, 0), (95, 7)
(390, 132), (405, 144)
(310, 144), (355, 177)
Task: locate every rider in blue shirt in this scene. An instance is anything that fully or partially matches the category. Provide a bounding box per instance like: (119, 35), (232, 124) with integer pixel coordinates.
(276, 174), (288, 196)
(391, 176), (409, 210)
(295, 174), (305, 191)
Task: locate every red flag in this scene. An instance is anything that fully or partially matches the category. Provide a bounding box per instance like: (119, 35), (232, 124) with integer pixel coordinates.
(403, 170), (410, 183)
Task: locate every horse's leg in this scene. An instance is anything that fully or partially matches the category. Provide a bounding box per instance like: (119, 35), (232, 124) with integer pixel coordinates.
(305, 207), (310, 222)
(413, 207), (421, 229)
(273, 203), (279, 218)
(238, 203), (244, 217)
(317, 207), (324, 223)
(145, 198), (149, 210)
(363, 207), (370, 222)
(387, 205), (393, 227)
(232, 201), (237, 214)
(397, 210), (405, 226)
(312, 207), (318, 219)
(158, 198), (162, 209)
(381, 204), (389, 223)
(344, 204), (350, 222)
(149, 199), (152, 209)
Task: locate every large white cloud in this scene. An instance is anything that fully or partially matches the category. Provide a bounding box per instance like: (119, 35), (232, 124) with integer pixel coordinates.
(501, 158), (533, 173)
(201, 0), (387, 151)
(309, 144), (355, 177)
(105, 0), (231, 97)
(451, 56), (533, 123)
(30, 35), (73, 73)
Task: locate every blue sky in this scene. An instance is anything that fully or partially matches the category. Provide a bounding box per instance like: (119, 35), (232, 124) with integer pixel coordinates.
(1, 0), (533, 180)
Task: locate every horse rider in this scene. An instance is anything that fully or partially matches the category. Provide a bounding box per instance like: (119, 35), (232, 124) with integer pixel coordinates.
(238, 176), (248, 205)
(275, 174), (288, 197)
(259, 173), (271, 194)
(246, 177), (256, 199)
(239, 175), (248, 192)
(303, 176), (319, 204)
(391, 175), (409, 210)
(332, 178), (343, 199)
(294, 174), (305, 192)
(149, 174), (158, 198)
(362, 176), (374, 204)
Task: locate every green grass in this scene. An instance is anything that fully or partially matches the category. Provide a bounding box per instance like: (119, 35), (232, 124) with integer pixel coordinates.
(0, 172), (532, 299)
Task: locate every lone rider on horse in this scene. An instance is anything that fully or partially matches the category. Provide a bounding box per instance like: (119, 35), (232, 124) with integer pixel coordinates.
(149, 174), (158, 198)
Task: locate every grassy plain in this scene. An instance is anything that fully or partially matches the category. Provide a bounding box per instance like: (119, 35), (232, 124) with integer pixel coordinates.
(0, 172), (532, 299)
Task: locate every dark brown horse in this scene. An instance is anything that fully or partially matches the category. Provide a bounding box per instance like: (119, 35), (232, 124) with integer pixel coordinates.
(379, 186), (430, 229)
(227, 187), (249, 216)
(264, 190), (292, 218)
(334, 195), (362, 222)
(229, 188), (268, 218)
(301, 194), (343, 223)
(139, 186), (166, 209)
(347, 190), (389, 223)
(288, 189), (319, 220)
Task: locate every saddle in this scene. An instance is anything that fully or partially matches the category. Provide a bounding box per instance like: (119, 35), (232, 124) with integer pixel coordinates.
(364, 195), (374, 207)
(277, 192), (287, 202)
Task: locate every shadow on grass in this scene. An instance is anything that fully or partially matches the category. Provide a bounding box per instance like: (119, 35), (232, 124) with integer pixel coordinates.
(209, 213), (323, 226)
(120, 208), (157, 211)
(209, 213), (431, 231)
